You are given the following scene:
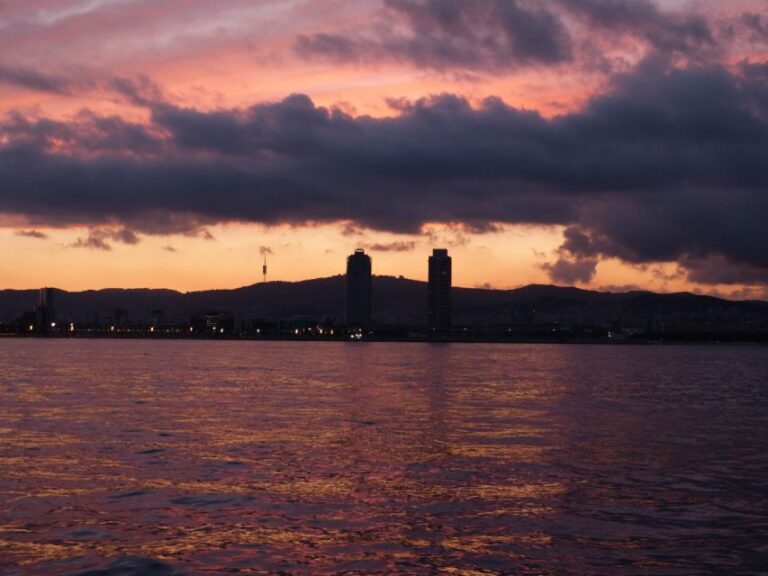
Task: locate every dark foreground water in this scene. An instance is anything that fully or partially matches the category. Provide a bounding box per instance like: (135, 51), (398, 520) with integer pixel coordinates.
(1, 340), (768, 575)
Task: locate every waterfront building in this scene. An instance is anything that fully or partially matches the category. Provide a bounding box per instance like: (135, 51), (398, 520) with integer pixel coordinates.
(346, 249), (372, 329)
(36, 287), (56, 331)
(428, 249), (452, 333)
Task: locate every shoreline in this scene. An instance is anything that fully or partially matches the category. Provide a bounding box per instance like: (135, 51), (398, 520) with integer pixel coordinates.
(1, 333), (766, 346)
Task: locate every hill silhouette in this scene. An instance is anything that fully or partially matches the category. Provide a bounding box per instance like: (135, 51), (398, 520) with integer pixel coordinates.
(2, 276), (768, 337)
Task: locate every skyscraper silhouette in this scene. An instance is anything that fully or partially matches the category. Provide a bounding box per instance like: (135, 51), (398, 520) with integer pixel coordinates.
(346, 249), (372, 329)
(428, 249), (452, 333)
(36, 287), (56, 332)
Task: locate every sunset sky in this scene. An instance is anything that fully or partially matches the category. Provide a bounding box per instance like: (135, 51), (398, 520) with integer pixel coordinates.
(1, 0), (767, 297)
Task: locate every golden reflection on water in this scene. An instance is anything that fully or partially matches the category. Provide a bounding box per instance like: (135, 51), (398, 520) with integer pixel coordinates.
(2, 340), (767, 575)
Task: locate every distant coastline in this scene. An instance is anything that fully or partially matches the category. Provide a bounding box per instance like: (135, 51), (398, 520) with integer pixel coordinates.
(2, 332), (766, 345)
(3, 276), (768, 343)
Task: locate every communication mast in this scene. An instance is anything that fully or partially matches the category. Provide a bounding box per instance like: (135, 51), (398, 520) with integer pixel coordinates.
(262, 253), (268, 283)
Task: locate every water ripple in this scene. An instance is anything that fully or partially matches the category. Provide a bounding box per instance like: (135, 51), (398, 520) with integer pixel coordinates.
(1, 340), (767, 575)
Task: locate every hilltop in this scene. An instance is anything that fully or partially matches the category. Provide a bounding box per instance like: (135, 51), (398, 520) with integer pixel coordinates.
(2, 276), (768, 339)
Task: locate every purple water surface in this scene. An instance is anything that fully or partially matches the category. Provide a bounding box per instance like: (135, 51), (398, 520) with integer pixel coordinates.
(1, 340), (767, 574)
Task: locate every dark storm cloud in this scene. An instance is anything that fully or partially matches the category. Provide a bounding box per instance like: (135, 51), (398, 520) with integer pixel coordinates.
(0, 64), (73, 94)
(2, 110), (163, 154)
(2, 61), (768, 284)
(106, 75), (165, 107)
(682, 256), (768, 286)
(542, 256), (598, 284)
(69, 228), (141, 251)
(296, 0), (573, 71)
(0, 65), (163, 107)
(740, 12), (768, 42)
(362, 241), (417, 252)
(71, 234), (112, 251)
(557, 0), (715, 55)
(296, 0), (722, 72)
(15, 229), (48, 239)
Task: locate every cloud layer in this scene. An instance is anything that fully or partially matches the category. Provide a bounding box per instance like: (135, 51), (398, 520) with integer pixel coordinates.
(296, 0), (747, 74)
(1, 58), (767, 284)
(1, 0), (768, 288)
(297, 0), (573, 71)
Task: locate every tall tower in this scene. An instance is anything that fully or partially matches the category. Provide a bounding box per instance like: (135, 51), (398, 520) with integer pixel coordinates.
(346, 249), (372, 330)
(428, 249), (452, 333)
(262, 253), (268, 283)
(36, 287), (56, 331)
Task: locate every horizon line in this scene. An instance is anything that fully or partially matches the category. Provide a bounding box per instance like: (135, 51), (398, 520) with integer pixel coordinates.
(1, 275), (760, 304)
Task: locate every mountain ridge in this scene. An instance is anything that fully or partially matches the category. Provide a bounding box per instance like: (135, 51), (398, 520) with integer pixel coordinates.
(2, 276), (767, 336)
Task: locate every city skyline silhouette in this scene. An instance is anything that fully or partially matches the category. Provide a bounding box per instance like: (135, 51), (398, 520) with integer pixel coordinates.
(2, 2), (768, 573)
(1, 0), (767, 299)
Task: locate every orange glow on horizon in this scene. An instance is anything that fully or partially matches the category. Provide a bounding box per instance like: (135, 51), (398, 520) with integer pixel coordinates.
(1, 0), (767, 300)
(1, 223), (762, 300)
